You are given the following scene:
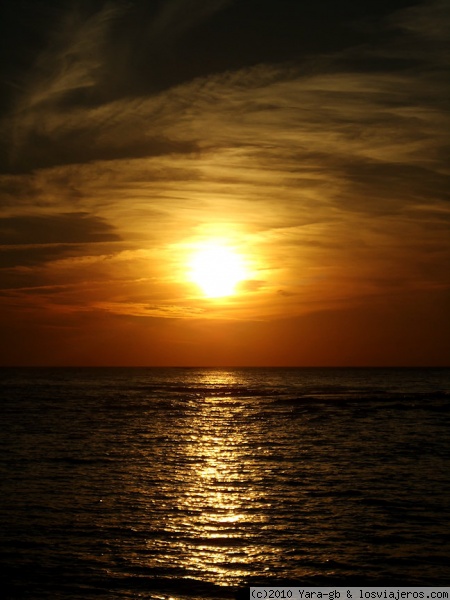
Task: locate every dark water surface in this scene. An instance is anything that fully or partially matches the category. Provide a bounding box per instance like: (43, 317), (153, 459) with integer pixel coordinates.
(1, 367), (450, 599)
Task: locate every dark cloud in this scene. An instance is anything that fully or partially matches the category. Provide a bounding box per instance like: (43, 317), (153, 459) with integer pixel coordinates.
(0, 133), (198, 175)
(0, 211), (120, 268)
(0, 212), (120, 244)
(0, 245), (82, 269)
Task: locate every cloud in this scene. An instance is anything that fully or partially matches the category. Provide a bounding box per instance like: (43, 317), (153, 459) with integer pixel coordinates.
(5, 3), (122, 163)
(2, 132), (198, 174)
(0, 212), (120, 268)
(0, 0), (236, 174)
(0, 212), (120, 244)
(0, 245), (95, 269)
(93, 300), (205, 318)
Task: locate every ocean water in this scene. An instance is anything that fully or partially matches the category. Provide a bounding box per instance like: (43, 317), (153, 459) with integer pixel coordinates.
(1, 367), (450, 599)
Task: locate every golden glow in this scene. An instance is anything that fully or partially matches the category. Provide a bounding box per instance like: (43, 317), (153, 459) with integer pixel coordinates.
(188, 242), (247, 298)
(168, 385), (267, 585)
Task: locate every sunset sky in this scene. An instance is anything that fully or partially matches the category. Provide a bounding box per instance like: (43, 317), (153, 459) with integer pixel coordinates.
(0, 0), (449, 366)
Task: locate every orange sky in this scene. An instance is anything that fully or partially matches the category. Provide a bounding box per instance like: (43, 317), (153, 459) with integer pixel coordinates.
(0, 0), (449, 366)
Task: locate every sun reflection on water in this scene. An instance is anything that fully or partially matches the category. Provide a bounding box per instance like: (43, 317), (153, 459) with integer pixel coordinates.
(166, 375), (267, 585)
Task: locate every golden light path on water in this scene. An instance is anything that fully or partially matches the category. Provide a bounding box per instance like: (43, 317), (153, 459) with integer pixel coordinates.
(162, 370), (270, 586)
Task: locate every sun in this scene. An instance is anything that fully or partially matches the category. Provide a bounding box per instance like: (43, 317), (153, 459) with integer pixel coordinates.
(188, 242), (247, 298)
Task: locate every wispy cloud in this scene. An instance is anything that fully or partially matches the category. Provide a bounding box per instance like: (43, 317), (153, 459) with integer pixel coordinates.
(6, 2), (123, 167)
(2, 0), (235, 173)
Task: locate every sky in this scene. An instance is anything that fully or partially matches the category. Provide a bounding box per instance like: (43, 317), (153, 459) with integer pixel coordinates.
(0, 0), (449, 366)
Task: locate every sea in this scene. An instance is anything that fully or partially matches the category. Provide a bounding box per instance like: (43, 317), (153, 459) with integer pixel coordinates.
(1, 367), (450, 599)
